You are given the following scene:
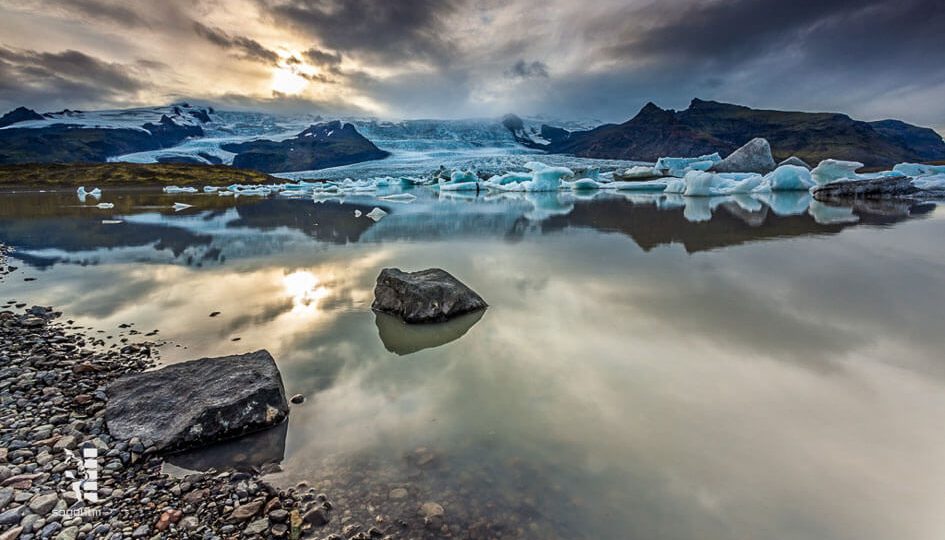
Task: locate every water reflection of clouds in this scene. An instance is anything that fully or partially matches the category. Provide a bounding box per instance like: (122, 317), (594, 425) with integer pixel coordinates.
(2, 192), (945, 539)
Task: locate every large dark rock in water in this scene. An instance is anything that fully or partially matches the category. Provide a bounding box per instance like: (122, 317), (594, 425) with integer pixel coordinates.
(811, 176), (918, 201)
(106, 350), (289, 452)
(0, 107), (44, 128)
(372, 268), (487, 324)
(521, 99), (945, 167)
(222, 120), (389, 173)
(710, 137), (776, 173)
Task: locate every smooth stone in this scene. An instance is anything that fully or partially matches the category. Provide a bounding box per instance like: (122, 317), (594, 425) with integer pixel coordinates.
(105, 350), (289, 452)
(372, 268), (487, 324)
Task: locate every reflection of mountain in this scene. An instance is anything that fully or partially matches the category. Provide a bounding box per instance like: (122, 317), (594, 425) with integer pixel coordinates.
(227, 199), (381, 244)
(541, 195), (929, 253)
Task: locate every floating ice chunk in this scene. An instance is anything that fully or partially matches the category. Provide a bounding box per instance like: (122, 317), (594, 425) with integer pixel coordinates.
(485, 172), (532, 186)
(449, 170), (478, 184)
(164, 185), (198, 193)
(810, 159), (864, 185)
(379, 193), (418, 202)
(523, 162), (572, 191)
(172, 202), (193, 211)
(654, 153), (721, 177)
(761, 165), (814, 191)
(440, 181), (479, 191)
(218, 190), (234, 196)
(203, 186), (219, 193)
(618, 165), (659, 179)
(808, 200), (859, 224)
(893, 163), (945, 178)
(101, 219), (123, 224)
(912, 173), (945, 191)
(366, 207), (388, 222)
(95, 202), (114, 209)
(354, 209), (362, 217)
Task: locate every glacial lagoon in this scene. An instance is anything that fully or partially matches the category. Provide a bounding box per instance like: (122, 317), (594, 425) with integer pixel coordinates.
(1, 188), (945, 539)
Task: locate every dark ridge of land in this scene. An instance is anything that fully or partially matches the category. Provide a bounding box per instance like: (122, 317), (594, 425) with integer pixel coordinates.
(0, 162), (278, 188)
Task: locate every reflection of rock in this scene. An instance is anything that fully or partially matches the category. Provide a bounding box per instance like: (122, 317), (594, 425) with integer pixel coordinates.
(375, 309), (485, 355)
(106, 350), (289, 452)
(372, 268), (488, 323)
(165, 420), (287, 473)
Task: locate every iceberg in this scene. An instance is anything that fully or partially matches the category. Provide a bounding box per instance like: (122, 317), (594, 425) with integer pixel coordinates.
(485, 162), (573, 192)
(163, 185), (198, 193)
(203, 186), (219, 193)
(810, 159), (863, 185)
(617, 165), (659, 179)
(366, 207), (388, 222)
(893, 163), (945, 178)
(912, 173), (945, 191)
(567, 178), (606, 190)
(172, 202), (193, 211)
(654, 153), (721, 177)
(96, 202), (114, 209)
(760, 165), (814, 191)
(354, 209), (362, 217)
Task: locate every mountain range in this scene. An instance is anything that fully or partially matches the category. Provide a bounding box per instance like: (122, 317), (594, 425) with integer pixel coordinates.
(505, 99), (945, 167)
(1, 99), (943, 172)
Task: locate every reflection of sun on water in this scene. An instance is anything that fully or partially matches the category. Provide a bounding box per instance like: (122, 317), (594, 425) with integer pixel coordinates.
(283, 271), (329, 315)
(272, 67), (308, 95)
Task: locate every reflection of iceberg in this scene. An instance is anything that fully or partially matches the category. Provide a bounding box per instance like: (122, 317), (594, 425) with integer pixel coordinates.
(165, 420), (287, 472)
(808, 200), (859, 224)
(375, 309), (485, 355)
(755, 192), (812, 216)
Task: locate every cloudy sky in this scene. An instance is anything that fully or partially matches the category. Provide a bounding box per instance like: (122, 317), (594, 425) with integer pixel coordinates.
(0, 0), (943, 129)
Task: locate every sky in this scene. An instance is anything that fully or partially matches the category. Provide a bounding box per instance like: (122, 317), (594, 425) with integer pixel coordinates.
(0, 0), (943, 130)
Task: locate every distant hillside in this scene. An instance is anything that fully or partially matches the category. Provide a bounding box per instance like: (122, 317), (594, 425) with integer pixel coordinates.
(508, 99), (945, 167)
(221, 121), (389, 173)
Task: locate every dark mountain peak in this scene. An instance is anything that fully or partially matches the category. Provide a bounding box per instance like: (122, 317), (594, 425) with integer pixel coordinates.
(501, 113), (525, 132)
(686, 98), (749, 113)
(298, 120), (353, 141)
(0, 106), (45, 128)
(626, 101), (674, 125)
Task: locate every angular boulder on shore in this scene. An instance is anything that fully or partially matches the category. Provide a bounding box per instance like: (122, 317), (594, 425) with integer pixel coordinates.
(709, 137), (777, 174)
(372, 268), (487, 324)
(106, 350), (289, 452)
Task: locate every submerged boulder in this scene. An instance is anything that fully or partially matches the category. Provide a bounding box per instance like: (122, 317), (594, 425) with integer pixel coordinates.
(106, 350), (289, 452)
(372, 268), (487, 324)
(811, 176), (917, 200)
(710, 137), (777, 174)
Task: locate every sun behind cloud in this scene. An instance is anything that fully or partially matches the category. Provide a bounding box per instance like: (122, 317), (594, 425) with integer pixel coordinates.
(271, 66), (308, 95)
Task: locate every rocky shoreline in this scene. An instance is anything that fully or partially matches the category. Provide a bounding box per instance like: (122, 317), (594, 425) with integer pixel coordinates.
(0, 246), (407, 540)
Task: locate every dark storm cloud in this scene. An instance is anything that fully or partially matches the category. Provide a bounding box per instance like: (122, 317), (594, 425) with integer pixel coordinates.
(193, 22), (280, 64)
(506, 60), (549, 79)
(303, 47), (342, 68)
(55, 0), (149, 27)
(258, 0), (464, 64)
(0, 46), (146, 109)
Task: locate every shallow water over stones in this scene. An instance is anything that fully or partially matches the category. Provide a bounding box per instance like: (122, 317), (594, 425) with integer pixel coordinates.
(2, 188), (945, 539)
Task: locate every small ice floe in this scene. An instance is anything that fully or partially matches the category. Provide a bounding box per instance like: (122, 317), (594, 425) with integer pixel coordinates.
(203, 186), (219, 193)
(164, 185), (198, 193)
(366, 207), (388, 222)
(101, 219), (123, 224)
(379, 193), (418, 203)
(354, 209), (363, 217)
(172, 202), (193, 211)
(96, 202), (114, 209)
(218, 190), (234, 196)
(810, 160), (864, 185)
(654, 153), (721, 177)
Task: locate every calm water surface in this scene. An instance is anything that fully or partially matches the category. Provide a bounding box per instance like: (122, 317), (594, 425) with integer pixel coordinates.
(1, 188), (944, 539)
